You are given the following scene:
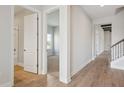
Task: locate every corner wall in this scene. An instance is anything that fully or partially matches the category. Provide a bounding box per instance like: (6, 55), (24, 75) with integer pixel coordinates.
(0, 6), (13, 86)
(70, 6), (92, 76)
(112, 9), (124, 45)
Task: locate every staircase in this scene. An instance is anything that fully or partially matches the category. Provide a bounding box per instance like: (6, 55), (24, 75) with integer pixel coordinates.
(111, 39), (124, 69)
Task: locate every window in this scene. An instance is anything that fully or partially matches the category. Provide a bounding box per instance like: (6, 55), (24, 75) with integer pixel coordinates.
(47, 33), (52, 50)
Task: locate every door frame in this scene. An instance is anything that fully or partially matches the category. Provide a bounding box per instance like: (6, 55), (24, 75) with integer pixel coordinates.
(11, 5), (42, 86)
(13, 24), (19, 65)
(42, 6), (59, 74)
(43, 6), (71, 83)
(92, 23), (112, 58)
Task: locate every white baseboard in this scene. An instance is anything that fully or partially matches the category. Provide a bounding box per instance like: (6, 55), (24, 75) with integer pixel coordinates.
(0, 82), (12, 87)
(71, 58), (93, 77)
(111, 56), (124, 70)
(15, 62), (24, 67)
(60, 76), (71, 84)
(92, 55), (96, 60)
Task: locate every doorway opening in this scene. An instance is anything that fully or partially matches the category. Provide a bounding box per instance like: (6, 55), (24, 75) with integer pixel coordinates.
(43, 6), (71, 83)
(101, 24), (112, 51)
(13, 6), (40, 86)
(94, 24), (112, 56)
(46, 9), (60, 78)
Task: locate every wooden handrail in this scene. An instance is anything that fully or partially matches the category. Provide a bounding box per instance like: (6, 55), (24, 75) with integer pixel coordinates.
(111, 39), (124, 48)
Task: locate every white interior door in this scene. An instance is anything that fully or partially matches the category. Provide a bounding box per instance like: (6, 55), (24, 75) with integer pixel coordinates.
(24, 13), (38, 73)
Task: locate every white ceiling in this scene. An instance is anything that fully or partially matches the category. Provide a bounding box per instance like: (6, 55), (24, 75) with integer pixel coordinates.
(82, 5), (124, 19)
(15, 6), (59, 26)
(14, 6), (34, 16)
(14, 6), (25, 14)
(15, 5), (123, 24)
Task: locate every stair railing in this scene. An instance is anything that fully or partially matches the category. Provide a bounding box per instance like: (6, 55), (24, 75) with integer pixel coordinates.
(111, 39), (124, 61)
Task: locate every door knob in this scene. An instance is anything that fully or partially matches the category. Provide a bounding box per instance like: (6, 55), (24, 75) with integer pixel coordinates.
(24, 49), (26, 51)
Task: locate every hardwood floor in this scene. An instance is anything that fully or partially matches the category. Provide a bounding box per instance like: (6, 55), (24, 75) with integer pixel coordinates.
(47, 55), (59, 78)
(14, 51), (124, 87)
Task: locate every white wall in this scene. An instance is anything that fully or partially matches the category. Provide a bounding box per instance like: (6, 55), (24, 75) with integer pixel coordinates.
(111, 56), (124, 70)
(94, 25), (104, 55)
(13, 25), (19, 65)
(100, 26), (105, 53)
(93, 16), (114, 57)
(42, 5), (58, 11)
(104, 31), (111, 50)
(93, 11), (124, 45)
(14, 14), (24, 66)
(0, 6), (13, 86)
(54, 27), (59, 55)
(14, 10), (33, 66)
(46, 8), (59, 56)
(70, 6), (92, 76)
(112, 9), (124, 45)
(47, 26), (59, 56)
(111, 9), (124, 68)
(59, 6), (71, 83)
(30, 6), (71, 83)
(93, 16), (114, 25)
(93, 9), (124, 51)
(47, 10), (59, 26)
(47, 25), (54, 56)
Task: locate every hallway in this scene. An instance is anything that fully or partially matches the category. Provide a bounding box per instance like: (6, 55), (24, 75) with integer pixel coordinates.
(70, 51), (124, 87)
(14, 51), (124, 87)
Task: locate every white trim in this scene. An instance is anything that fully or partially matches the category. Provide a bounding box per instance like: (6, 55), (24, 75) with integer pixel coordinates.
(71, 59), (93, 77)
(59, 76), (71, 84)
(15, 62), (24, 67)
(37, 11), (42, 75)
(21, 5), (42, 75)
(20, 7), (42, 74)
(42, 6), (60, 74)
(11, 6), (14, 87)
(92, 24), (96, 59)
(22, 5), (41, 13)
(43, 6), (71, 83)
(111, 56), (124, 70)
(44, 6), (60, 14)
(92, 56), (96, 60)
(0, 82), (12, 87)
(59, 6), (71, 83)
(42, 10), (47, 74)
(11, 5), (42, 87)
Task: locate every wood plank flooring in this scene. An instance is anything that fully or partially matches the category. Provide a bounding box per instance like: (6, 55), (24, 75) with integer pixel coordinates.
(47, 55), (59, 78)
(14, 52), (124, 87)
